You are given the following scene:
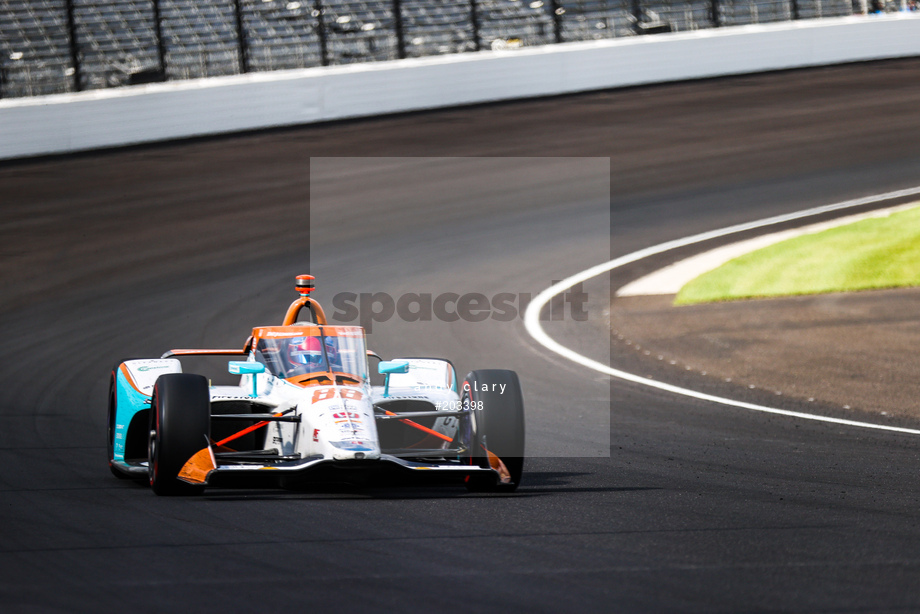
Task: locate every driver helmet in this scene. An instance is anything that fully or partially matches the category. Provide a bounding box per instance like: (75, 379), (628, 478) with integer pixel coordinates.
(289, 336), (324, 368)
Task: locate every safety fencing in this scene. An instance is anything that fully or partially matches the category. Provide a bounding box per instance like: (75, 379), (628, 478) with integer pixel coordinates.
(0, 0), (865, 98)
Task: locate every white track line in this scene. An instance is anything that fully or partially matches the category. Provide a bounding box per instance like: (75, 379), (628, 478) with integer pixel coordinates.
(524, 186), (920, 436)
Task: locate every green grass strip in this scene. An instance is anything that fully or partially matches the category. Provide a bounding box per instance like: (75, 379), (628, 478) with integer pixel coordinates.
(675, 205), (920, 305)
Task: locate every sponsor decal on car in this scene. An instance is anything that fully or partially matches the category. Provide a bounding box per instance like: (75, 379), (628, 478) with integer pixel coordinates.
(137, 365), (170, 372)
(312, 388), (365, 403)
(262, 330), (306, 338)
(332, 411), (361, 420)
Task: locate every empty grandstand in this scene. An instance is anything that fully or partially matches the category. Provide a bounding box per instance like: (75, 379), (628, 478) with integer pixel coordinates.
(0, 0), (864, 98)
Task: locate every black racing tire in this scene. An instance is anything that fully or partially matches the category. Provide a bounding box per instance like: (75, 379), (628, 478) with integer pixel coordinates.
(148, 373), (210, 496)
(462, 370), (525, 492)
(108, 359), (140, 479)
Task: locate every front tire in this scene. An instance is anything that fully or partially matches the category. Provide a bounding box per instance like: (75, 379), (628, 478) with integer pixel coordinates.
(462, 370), (525, 492)
(148, 374), (210, 496)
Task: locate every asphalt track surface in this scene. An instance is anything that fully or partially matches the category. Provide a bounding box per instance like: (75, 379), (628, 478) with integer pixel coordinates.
(3, 58), (920, 612)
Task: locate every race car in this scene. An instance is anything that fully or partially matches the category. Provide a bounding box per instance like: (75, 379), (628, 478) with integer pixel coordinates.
(107, 275), (525, 495)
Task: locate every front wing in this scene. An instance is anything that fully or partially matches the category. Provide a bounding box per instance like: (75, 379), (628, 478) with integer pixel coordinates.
(188, 454), (498, 488)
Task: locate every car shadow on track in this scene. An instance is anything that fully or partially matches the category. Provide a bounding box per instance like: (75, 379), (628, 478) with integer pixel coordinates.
(193, 471), (660, 501)
(517, 471), (661, 495)
(199, 486), (531, 501)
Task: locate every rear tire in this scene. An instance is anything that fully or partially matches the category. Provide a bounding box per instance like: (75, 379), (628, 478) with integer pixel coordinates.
(148, 374), (210, 496)
(462, 370), (525, 492)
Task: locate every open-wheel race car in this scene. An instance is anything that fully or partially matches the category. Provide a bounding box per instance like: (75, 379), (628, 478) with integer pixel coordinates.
(107, 275), (525, 495)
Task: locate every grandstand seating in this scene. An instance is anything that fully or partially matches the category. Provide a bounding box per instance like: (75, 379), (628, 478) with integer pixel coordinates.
(642, 0), (716, 31)
(477, 0), (555, 48)
(322, 0), (398, 63)
(559, 0), (636, 41)
(158, 0), (241, 79)
(720, 0), (791, 24)
(796, 0), (855, 18)
(1, 0), (73, 96)
(244, 0), (322, 71)
(401, 0), (477, 57)
(0, 0), (858, 99)
(72, 0), (160, 89)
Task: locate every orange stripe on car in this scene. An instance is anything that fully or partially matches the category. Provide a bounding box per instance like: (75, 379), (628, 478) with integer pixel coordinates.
(118, 364), (146, 396)
(383, 409), (452, 443)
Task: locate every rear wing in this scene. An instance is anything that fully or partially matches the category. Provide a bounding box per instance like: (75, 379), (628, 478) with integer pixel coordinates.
(161, 337), (253, 359)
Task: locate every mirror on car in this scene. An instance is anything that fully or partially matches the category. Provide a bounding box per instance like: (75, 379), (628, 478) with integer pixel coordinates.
(378, 360), (409, 375)
(228, 361), (266, 375)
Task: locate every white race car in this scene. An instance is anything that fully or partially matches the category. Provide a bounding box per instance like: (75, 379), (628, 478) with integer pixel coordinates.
(107, 275), (524, 495)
